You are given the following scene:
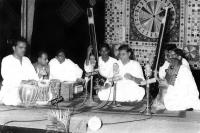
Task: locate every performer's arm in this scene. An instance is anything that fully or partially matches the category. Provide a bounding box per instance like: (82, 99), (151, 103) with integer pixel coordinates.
(124, 61), (144, 84)
(124, 73), (143, 84)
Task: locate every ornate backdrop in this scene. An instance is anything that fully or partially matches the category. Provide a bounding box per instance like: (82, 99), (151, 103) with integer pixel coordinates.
(105, 0), (200, 69)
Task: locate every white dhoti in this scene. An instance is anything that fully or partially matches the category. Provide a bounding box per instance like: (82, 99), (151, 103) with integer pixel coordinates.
(0, 86), (21, 106)
(163, 66), (200, 111)
(98, 80), (145, 102)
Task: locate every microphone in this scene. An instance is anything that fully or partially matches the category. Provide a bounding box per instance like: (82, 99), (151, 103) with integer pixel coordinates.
(144, 63), (152, 77)
(113, 63), (119, 76)
(50, 96), (64, 105)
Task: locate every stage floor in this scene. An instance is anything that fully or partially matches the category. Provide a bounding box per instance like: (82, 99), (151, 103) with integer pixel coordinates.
(0, 101), (200, 133)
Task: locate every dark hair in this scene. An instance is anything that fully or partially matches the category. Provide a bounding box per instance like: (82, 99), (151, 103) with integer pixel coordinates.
(37, 51), (48, 58)
(12, 37), (27, 47)
(164, 44), (177, 51)
(56, 49), (66, 56)
(118, 44), (134, 59)
(173, 48), (186, 58)
(100, 43), (110, 51)
(118, 44), (132, 52)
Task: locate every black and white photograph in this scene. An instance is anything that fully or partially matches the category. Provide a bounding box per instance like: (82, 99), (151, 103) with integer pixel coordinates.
(0, 0), (200, 133)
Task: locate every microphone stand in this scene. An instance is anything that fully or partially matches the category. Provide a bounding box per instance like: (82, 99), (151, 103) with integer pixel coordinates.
(145, 75), (151, 115)
(85, 67), (98, 106)
(110, 81), (121, 107)
(140, 63), (152, 115)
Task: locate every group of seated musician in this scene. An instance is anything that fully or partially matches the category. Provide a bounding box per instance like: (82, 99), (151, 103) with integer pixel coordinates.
(84, 44), (145, 102)
(84, 44), (200, 111)
(0, 38), (83, 106)
(0, 37), (200, 112)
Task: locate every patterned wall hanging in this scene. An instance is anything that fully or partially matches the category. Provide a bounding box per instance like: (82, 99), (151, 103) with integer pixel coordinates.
(105, 0), (200, 69)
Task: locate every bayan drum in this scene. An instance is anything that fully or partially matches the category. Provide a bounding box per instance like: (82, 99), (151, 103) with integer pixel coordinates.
(37, 80), (51, 105)
(49, 79), (61, 100)
(19, 80), (39, 106)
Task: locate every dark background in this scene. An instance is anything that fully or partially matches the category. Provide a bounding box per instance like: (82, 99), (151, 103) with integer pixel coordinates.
(0, 0), (105, 69)
(31, 0), (105, 68)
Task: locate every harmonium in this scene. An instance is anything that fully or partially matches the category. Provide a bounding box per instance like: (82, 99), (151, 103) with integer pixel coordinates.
(61, 81), (84, 101)
(50, 79), (84, 101)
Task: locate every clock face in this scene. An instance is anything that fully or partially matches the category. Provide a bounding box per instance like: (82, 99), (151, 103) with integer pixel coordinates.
(134, 0), (176, 38)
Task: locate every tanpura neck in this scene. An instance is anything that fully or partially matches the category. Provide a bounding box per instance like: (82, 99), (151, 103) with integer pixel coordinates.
(102, 56), (109, 62)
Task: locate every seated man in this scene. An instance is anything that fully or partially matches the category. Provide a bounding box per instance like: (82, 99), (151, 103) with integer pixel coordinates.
(159, 45), (190, 79)
(33, 51), (50, 79)
(84, 44), (117, 79)
(98, 45), (145, 102)
(49, 49), (83, 82)
(154, 58), (200, 111)
(0, 38), (38, 106)
(84, 44), (118, 91)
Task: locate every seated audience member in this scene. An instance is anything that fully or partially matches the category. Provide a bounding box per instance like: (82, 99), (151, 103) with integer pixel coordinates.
(159, 45), (190, 79)
(0, 38), (38, 106)
(49, 49), (83, 82)
(154, 58), (200, 111)
(98, 45), (145, 102)
(84, 44), (117, 79)
(33, 51), (50, 79)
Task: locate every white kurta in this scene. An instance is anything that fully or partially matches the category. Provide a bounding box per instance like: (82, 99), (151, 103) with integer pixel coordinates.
(98, 60), (145, 102)
(0, 55), (38, 106)
(164, 65), (200, 111)
(84, 56), (117, 78)
(49, 58), (83, 82)
(159, 58), (190, 79)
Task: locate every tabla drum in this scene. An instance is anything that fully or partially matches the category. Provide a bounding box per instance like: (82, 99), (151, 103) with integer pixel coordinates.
(61, 81), (74, 101)
(19, 80), (39, 107)
(49, 79), (61, 100)
(37, 80), (50, 105)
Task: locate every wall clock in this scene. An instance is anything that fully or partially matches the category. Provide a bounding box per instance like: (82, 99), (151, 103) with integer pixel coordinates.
(134, 0), (176, 38)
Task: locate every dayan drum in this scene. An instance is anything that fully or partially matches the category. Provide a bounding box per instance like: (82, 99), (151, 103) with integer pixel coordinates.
(37, 80), (51, 104)
(19, 80), (39, 106)
(49, 79), (61, 99)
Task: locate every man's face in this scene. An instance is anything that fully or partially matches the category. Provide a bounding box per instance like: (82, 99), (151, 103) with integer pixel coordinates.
(164, 50), (169, 61)
(168, 58), (181, 67)
(13, 41), (26, 57)
(119, 50), (130, 62)
(38, 54), (48, 66)
(168, 50), (179, 59)
(100, 47), (109, 58)
(89, 55), (96, 66)
(56, 52), (65, 63)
